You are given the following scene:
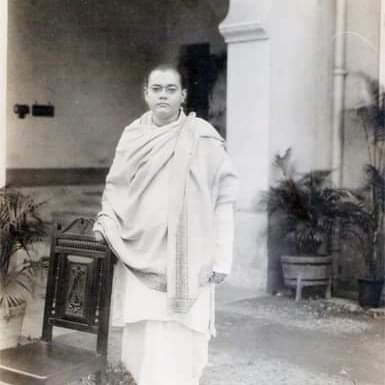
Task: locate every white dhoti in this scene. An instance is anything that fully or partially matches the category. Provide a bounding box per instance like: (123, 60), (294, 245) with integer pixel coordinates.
(121, 320), (209, 385)
(111, 264), (213, 385)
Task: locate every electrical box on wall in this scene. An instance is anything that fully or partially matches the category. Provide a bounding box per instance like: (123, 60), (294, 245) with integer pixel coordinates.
(13, 103), (55, 119)
(32, 103), (55, 117)
(13, 104), (30, 119)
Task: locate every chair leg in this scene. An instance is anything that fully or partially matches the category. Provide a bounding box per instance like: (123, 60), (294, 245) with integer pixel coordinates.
(95, 370), (102, 385)
(325, 276), (332, 299)
(295, 275), (303, 302)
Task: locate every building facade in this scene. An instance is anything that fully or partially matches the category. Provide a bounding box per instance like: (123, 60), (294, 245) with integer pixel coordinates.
(1, 0), (383, 293)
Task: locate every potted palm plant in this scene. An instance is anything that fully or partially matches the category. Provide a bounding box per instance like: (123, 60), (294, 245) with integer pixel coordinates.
(261, 149), (350, 300)
(0, 188), (45, 348)
(343, 75), (385, 307)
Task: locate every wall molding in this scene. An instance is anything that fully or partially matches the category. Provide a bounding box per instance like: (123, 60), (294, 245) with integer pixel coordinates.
(6, 168), (109, 187)
(218, 0), (270, 44)
(219, 22), (268, 43)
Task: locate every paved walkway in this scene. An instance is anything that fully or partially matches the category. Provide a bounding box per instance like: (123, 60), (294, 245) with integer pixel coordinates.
(203, 294), (385, 385)
(5, 283), (385, 385)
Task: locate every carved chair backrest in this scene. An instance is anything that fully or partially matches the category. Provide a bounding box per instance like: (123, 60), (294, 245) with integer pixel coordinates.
(42, 215), (114, 356)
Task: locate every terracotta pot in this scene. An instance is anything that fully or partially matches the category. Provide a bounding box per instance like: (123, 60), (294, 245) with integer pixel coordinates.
(0, 302), (27, 349)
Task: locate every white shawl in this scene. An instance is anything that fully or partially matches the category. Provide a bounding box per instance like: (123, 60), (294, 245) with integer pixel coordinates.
(95, 110), (237, 313)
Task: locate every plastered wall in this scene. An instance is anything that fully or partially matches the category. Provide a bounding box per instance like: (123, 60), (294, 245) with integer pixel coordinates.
(268, 0), (335, 174)
(262, 0), (381, 293)
(7, 0), (166, 169)
(0, 1), (7, 186)
(6, 0), (227, 170)
(340, 0), (382, 291)
(343, 0), (381, 188)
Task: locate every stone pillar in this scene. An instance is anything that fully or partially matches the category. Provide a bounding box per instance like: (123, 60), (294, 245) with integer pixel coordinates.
(0, 1), (7, 187)
(219, 0), (271, 292)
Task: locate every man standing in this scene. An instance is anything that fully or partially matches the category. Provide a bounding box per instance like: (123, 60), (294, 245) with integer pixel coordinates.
(94, 64), (238, 385)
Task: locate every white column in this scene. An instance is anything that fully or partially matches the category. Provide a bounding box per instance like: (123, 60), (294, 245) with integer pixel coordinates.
(0, 1), (8, 187)
(219, 0), (271, 292)
(380, 0), (385, 85)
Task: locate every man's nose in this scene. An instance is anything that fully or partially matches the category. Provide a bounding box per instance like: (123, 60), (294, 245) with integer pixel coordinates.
(159, 88), (168, 98)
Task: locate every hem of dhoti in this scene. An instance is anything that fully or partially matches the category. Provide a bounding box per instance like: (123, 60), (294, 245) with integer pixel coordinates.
(121, 320), (209, 385)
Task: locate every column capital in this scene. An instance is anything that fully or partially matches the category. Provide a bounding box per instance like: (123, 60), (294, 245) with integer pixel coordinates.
(219, 0), (270, 43)
(219, 21), (268, 43)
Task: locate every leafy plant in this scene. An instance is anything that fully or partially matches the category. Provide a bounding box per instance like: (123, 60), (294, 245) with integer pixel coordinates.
(261, 148), (350, 255)
(344, 75), (385, 279)
(0, 188), (46, 316)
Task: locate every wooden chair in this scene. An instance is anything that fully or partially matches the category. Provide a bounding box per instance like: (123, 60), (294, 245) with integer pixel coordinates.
(0, 215), (114, 385)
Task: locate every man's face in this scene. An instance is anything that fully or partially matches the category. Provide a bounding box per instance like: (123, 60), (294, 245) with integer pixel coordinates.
(144, 69), (186, 125)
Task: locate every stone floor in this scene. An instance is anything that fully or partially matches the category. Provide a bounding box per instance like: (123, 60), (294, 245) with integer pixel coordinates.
(5, 283), (384, 385)
(202, 295), (385, 385)
(3, 186), (385, 384)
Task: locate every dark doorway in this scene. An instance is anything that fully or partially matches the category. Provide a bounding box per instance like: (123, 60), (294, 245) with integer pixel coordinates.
(178, 43), (227, 138)
(179, 43), (213, 120)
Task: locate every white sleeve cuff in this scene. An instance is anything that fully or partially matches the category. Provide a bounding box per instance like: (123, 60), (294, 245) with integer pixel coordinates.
(212, 201), (235, 275)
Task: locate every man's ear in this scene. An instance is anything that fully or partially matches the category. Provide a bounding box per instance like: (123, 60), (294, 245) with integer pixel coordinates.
(144, 87), (149, 103)
(182, 89), (187, 103)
